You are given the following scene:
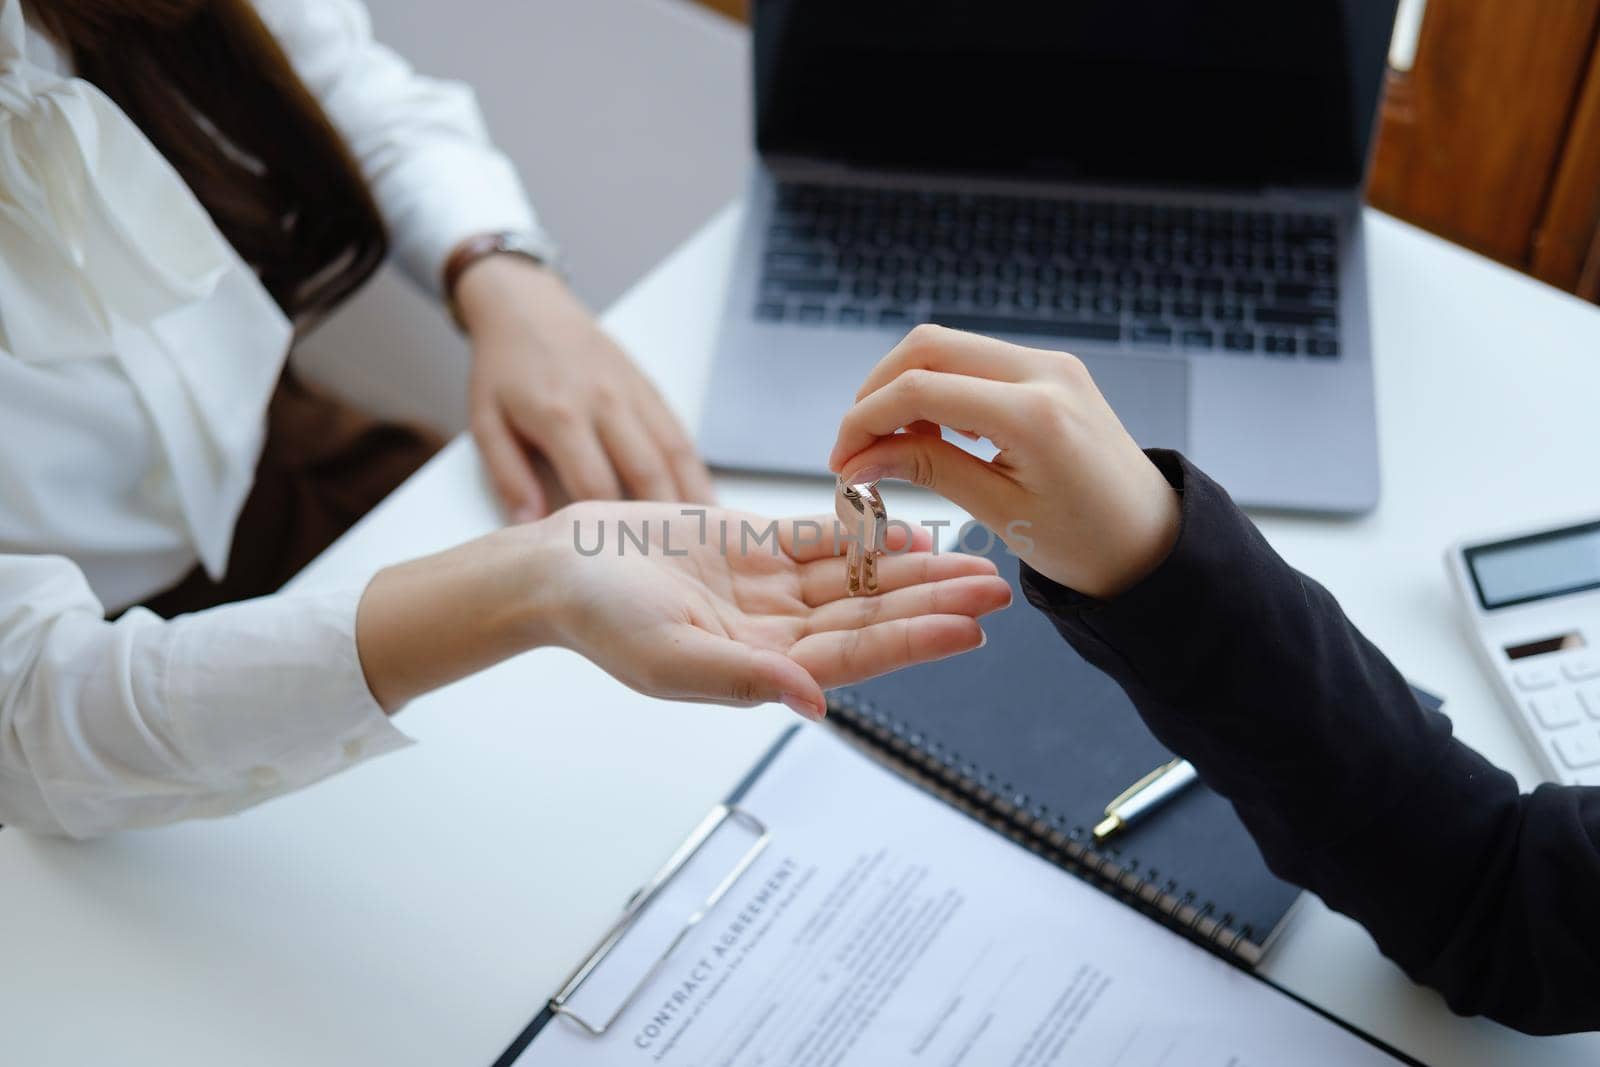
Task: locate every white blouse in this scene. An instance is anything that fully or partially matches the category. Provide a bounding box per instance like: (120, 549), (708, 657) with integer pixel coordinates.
(0, 0), (548, 836)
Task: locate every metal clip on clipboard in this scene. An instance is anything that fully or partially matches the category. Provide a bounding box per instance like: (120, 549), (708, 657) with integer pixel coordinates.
(546, 804), (771, 1036)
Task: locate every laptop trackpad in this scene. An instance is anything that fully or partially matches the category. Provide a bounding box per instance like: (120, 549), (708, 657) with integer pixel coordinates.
(1074, 352), (1189, 451)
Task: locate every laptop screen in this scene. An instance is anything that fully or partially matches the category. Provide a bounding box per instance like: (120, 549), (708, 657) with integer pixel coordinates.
(753, 0), (1398, 189)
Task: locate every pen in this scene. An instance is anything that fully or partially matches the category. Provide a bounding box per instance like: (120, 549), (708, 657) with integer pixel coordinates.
(1093, 757), (1199, 843)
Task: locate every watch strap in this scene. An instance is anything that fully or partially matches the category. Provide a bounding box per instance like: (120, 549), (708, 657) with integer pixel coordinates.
(442, 230), (561, 330)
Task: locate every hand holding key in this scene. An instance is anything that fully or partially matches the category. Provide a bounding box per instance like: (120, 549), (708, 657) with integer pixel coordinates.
(829, 325), (1181, 600)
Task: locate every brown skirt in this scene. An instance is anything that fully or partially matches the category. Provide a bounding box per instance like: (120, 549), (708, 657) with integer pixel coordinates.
(142, 373), (444, 618)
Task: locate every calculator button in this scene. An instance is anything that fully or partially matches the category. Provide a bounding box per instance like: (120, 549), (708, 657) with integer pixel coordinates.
(1527, 693), (1584, 730)
(1579, 684), (1600, 720)
(1552, 730), (1600, 770)
(1562, 654), (1600, 681)
(1513, 665), (1561, 691)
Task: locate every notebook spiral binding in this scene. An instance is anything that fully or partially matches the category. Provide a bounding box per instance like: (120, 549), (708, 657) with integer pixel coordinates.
(826, 691), (1263, 966)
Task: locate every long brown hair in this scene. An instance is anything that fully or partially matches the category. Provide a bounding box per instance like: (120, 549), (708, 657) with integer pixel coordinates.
(30, 0), (388, 328)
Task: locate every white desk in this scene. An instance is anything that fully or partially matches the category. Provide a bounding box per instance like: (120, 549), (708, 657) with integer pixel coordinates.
(3, 205), (1599, 1066)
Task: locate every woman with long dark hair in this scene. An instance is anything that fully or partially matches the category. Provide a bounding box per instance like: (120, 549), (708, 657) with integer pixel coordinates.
(0, 1), (1016, 835)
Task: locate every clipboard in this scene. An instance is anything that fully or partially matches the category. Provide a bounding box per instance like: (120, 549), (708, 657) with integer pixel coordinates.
(486, 726), (1427, 1067)
(490, 727), (801, 1066)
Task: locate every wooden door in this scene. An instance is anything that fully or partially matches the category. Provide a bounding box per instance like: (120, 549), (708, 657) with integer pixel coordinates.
(692, 0), (747, 21)
(1371, 0), (1600, 301)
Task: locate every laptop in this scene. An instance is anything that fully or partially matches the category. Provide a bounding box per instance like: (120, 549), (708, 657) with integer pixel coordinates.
(702, 0), (1399, 514)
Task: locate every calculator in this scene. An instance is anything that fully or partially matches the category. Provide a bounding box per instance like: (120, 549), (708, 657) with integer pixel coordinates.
(1447, 518), (1600, 786)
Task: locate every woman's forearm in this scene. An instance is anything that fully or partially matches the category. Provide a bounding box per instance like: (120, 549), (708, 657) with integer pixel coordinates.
(1022, 451), (1600, 1034)
(355, 524), (564, 712)
(0, 556), (409, 836)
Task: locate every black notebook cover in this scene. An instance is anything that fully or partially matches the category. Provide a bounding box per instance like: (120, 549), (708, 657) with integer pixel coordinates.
(827, 544), (1443, 965)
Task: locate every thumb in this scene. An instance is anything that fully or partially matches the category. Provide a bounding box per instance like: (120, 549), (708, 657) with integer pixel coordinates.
(838, 434), (1013, 525)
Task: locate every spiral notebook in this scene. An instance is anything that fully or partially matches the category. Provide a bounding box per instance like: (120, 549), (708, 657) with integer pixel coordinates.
(826, 545), (1443, 966)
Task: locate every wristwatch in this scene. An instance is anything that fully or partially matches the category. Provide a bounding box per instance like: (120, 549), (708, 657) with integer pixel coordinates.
(442, 229), (564, 330)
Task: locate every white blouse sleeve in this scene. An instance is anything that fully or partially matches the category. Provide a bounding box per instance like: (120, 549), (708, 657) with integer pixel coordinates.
(0, 555), (410, 838)
(253, 0), (552, 294)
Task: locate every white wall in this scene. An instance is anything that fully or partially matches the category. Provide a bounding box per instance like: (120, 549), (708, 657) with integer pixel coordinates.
(295, 0), (751, 431)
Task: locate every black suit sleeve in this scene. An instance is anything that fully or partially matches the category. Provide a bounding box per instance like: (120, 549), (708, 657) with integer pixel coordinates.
(1020, 450), (1600, 1035)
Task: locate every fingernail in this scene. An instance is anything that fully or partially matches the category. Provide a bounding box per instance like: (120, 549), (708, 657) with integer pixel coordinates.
(978, 630), (988, 648)
(842, 465), (887, 486)
(511, 507), (538, 524)
(781, 693), (825, 722)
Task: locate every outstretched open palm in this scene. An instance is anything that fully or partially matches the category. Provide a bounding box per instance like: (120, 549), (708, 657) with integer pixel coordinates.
(543, 502), (1011, 720)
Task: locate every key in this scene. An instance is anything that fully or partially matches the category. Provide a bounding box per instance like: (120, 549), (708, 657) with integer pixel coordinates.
(835, 477), (887, 596)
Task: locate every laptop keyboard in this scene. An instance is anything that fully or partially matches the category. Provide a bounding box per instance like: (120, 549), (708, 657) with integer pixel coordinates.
(754, 181), (1342, 359)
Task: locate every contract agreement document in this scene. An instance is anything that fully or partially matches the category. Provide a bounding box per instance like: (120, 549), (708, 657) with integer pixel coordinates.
(503, 727), (1402, 1067)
